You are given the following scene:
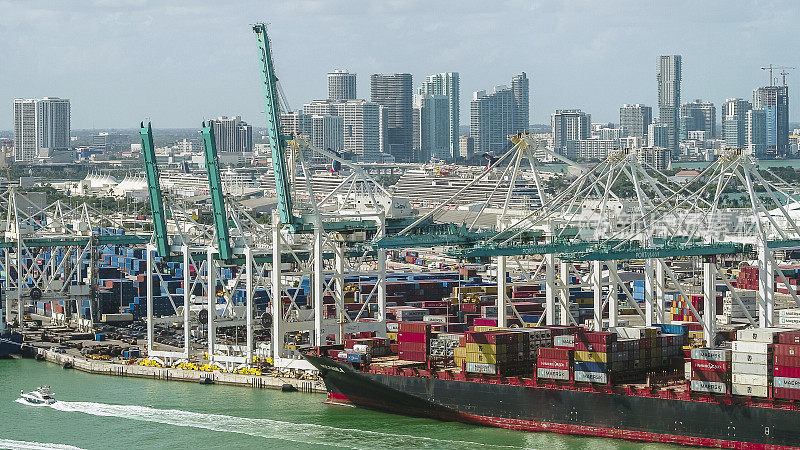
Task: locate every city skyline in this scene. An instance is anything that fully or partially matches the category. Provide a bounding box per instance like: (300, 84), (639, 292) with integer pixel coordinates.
(1, 1), (798, 130)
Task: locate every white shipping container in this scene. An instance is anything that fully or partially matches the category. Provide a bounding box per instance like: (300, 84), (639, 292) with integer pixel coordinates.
(536, 367), (570, 381)
(773, 377), (800, 390)
(731, 383), (769, 397)
(690, 380), (728, 394)
(731, 362), (769, 375)
(465, 362), (496, 374)
(779, 309), (800, 317)
(574, 370), (608, 384)
(422, 315), (447, 323)
(691, 348), (732, 362)
(554, 335), (574, 348)
(779, 317), (800, 326)
(731, 341), (772, 354)
(731, 352), (770, 365)
(736, 328), (785, 343)
(386, 322), (399, 332)
(732, 373), (769, 386)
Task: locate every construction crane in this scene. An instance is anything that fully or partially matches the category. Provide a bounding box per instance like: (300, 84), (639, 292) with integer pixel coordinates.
(761, 64), (795, 86)
(140, 122), (170, 258)
(200, 122), (234, 261)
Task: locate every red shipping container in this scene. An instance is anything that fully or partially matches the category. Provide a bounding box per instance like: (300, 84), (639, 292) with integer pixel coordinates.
(398, 322), (432, 334)
(774, 354), (800, 368)
(779, 332), (800, 345)
(538, 347), (572, 360)
(774, 387), (800, 400)
(511, 291), (537, 299)
(775, 344), (800, 358)
(692, 370), (730, 383)
(574, 341), (616, 353)
(398, 350), (427, 362)
(473, 318), (498, 327)
(398, 341), (427, 353)
(774, 365), (800, 378)
(537, 358), (570, 370)
(692, 359), (729, 373)
(421, 301), (449, 308)
(460, 303), (478, 313)
(575, 331), (616, 344)
(513, 284), (540, 292)
(397, 332), (429, 343)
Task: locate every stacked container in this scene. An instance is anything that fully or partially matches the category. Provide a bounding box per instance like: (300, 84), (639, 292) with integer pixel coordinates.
(537, 347), (572, 381)
(465, 330), (530, 376)
(773, 330), (800, 400)
(573, 331), (617, 384)
(690, 348), (731, 394)
(732, 328), (780, 398)
(397, 322), (431, 362)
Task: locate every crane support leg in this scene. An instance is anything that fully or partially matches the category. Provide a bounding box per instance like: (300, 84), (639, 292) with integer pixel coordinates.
(703, 258), (717, 347)
(545, 254), (556, 326)
(592, 260), (603, 331)
(758, 243), (775, 328)
(607, 261), (619, 328)
(496, 255), (507, 328)
(313, 229), (324, 346)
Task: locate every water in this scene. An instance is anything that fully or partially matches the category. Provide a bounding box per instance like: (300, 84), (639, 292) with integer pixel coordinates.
(0, 358), (680, 450)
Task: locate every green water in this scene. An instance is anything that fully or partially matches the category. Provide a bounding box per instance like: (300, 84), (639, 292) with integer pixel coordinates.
(0, 358), (681, 450)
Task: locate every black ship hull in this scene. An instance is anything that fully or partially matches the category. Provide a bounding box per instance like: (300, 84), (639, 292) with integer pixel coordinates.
(305, 355), (800, 449)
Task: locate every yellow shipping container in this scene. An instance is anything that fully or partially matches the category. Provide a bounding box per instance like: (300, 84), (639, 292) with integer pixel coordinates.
(387, 332), (398, 341)
(574, 350), (608, 363)
(472, 326), (503, 332)
(466, 352), (500, 364)
(454, 356), (465, 366)
(466, 342), (506, 354)
(454, 347), (467, 358)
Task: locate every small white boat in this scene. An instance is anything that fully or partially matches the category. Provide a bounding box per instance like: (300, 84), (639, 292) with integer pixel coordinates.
(20, 386), (56, 405)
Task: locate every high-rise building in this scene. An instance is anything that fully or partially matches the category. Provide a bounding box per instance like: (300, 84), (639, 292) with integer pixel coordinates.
(619, 104), (652, 141)
(302, 99), (380, 158)
(91, 133), (108, 152)
(210, 116), (253, 153)
(746, 108), (767, 157)
(636, 146), (671, 170)
(327, 70), (357, 101)
(371, 73), (413, 161)
(13, 97), (71, 161)
(511, 72), (530, 133)
(469, 74), (529, 156)
(334, 100), (381, 160)
(753, 85), (789, 157)
(648, 123), (670, 149)
(281, 111), (313, 137)
(565, 139), (615, 160)
(419, 72), (460, 159)
(415, 94), (451, 161)
(459, 136), (474, 160)
(722, 98), (752, 148)
(311, 115), (344, 153)
(680, 99), (716, 139)
(657, 55), (681, 155)
(551, 109), (591, 153)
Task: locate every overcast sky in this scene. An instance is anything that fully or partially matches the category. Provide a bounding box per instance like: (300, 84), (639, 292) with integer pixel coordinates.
(1, 0), (798, 130)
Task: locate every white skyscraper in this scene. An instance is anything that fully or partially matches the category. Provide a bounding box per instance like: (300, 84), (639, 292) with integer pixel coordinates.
(13, 97), (71, 162)
(327, 70), (357, 101)
(657, 55), (681, 156)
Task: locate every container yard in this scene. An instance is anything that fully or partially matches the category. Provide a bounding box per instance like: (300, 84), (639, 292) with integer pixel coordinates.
(2, 19), (800, 450)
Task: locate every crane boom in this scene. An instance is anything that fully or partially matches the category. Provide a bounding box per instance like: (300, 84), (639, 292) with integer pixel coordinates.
(201, 121), (233, 261)
(252, 23), (296, 227)
(139, 122), (170, 257)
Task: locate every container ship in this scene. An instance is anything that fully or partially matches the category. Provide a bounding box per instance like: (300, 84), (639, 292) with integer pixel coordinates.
(304, 300), (800, 448)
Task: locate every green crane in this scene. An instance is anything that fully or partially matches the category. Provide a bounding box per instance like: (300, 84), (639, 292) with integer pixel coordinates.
(252, 23), (297, 229)
(140, 122), (170, 257)
(200, 122), (233, 261)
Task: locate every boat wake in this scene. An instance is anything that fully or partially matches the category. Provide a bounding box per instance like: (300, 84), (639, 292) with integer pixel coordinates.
(0, 439), (84, 450)
(48, 401), (520, 449)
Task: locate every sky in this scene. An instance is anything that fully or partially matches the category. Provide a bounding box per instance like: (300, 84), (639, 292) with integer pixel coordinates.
(1, 0), (798, 130)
